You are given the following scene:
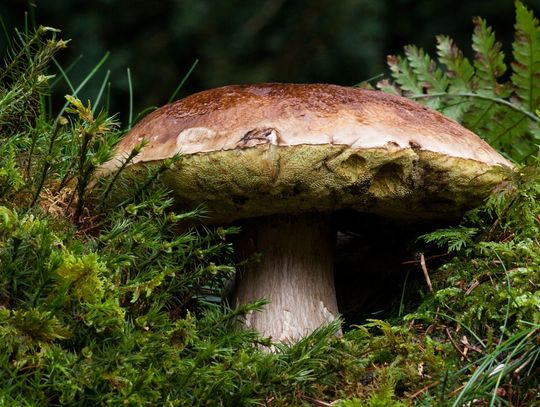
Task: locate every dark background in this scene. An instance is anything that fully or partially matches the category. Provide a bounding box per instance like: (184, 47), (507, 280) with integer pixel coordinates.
(1, 0), (538, 124)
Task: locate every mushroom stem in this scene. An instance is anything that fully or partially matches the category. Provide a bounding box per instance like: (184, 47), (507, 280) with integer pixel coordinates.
(233, 214), (340, 342)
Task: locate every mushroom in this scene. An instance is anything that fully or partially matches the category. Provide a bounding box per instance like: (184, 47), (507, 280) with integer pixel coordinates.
(102, 83), (512, 342)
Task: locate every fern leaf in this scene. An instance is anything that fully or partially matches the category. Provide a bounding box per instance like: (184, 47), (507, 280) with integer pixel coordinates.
(436, 35), (475, 92)
(375, 78), (401, 96)
(404, 45), (448, 93)
(495, 116), (531, 158)
(386, 54), (424, 95)
(472, 16), (508, 95)
(461, 23), (511, 141)
(435, 35), (476, 120)
(379, 3), (540, 162)
(404, 45), (448, 109)
(511, 0), (540, 112)
(420, 226), (479, 253)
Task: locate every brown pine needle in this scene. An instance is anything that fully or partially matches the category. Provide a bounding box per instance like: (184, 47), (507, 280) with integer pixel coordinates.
(409, 381), (441, 399)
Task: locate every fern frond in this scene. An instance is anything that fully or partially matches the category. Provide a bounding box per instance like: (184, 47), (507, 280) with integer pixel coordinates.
(386, 54), (423, 95)
(472, 16), (508, 95)
(420, 226), (479, 253)
(404, 45), (448, 93)
(376, 78), (401, 96)
(511, 0), (540, 112)
(379, 2), (540, 162)
(436, 35), (475, 92)
(404, 45), (448, 109)
(436, 35), (475, 120)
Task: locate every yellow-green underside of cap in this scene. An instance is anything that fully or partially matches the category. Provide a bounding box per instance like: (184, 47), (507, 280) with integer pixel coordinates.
(129, 144), (510, 224)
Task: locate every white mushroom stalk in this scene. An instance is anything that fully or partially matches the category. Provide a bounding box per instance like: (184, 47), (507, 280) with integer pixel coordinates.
(233, 214), (338, 342)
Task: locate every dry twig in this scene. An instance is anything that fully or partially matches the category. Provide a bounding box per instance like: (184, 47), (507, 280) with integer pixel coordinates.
(300, 395), (338, 407)
(420, 253), (432, 292)
(445, 327), (470, 361)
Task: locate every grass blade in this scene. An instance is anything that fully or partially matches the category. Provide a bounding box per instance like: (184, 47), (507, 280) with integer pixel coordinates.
(168, 59), (198, 103)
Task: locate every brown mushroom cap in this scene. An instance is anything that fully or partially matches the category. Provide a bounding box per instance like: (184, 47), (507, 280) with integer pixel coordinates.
(104, 83), (512, 223)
